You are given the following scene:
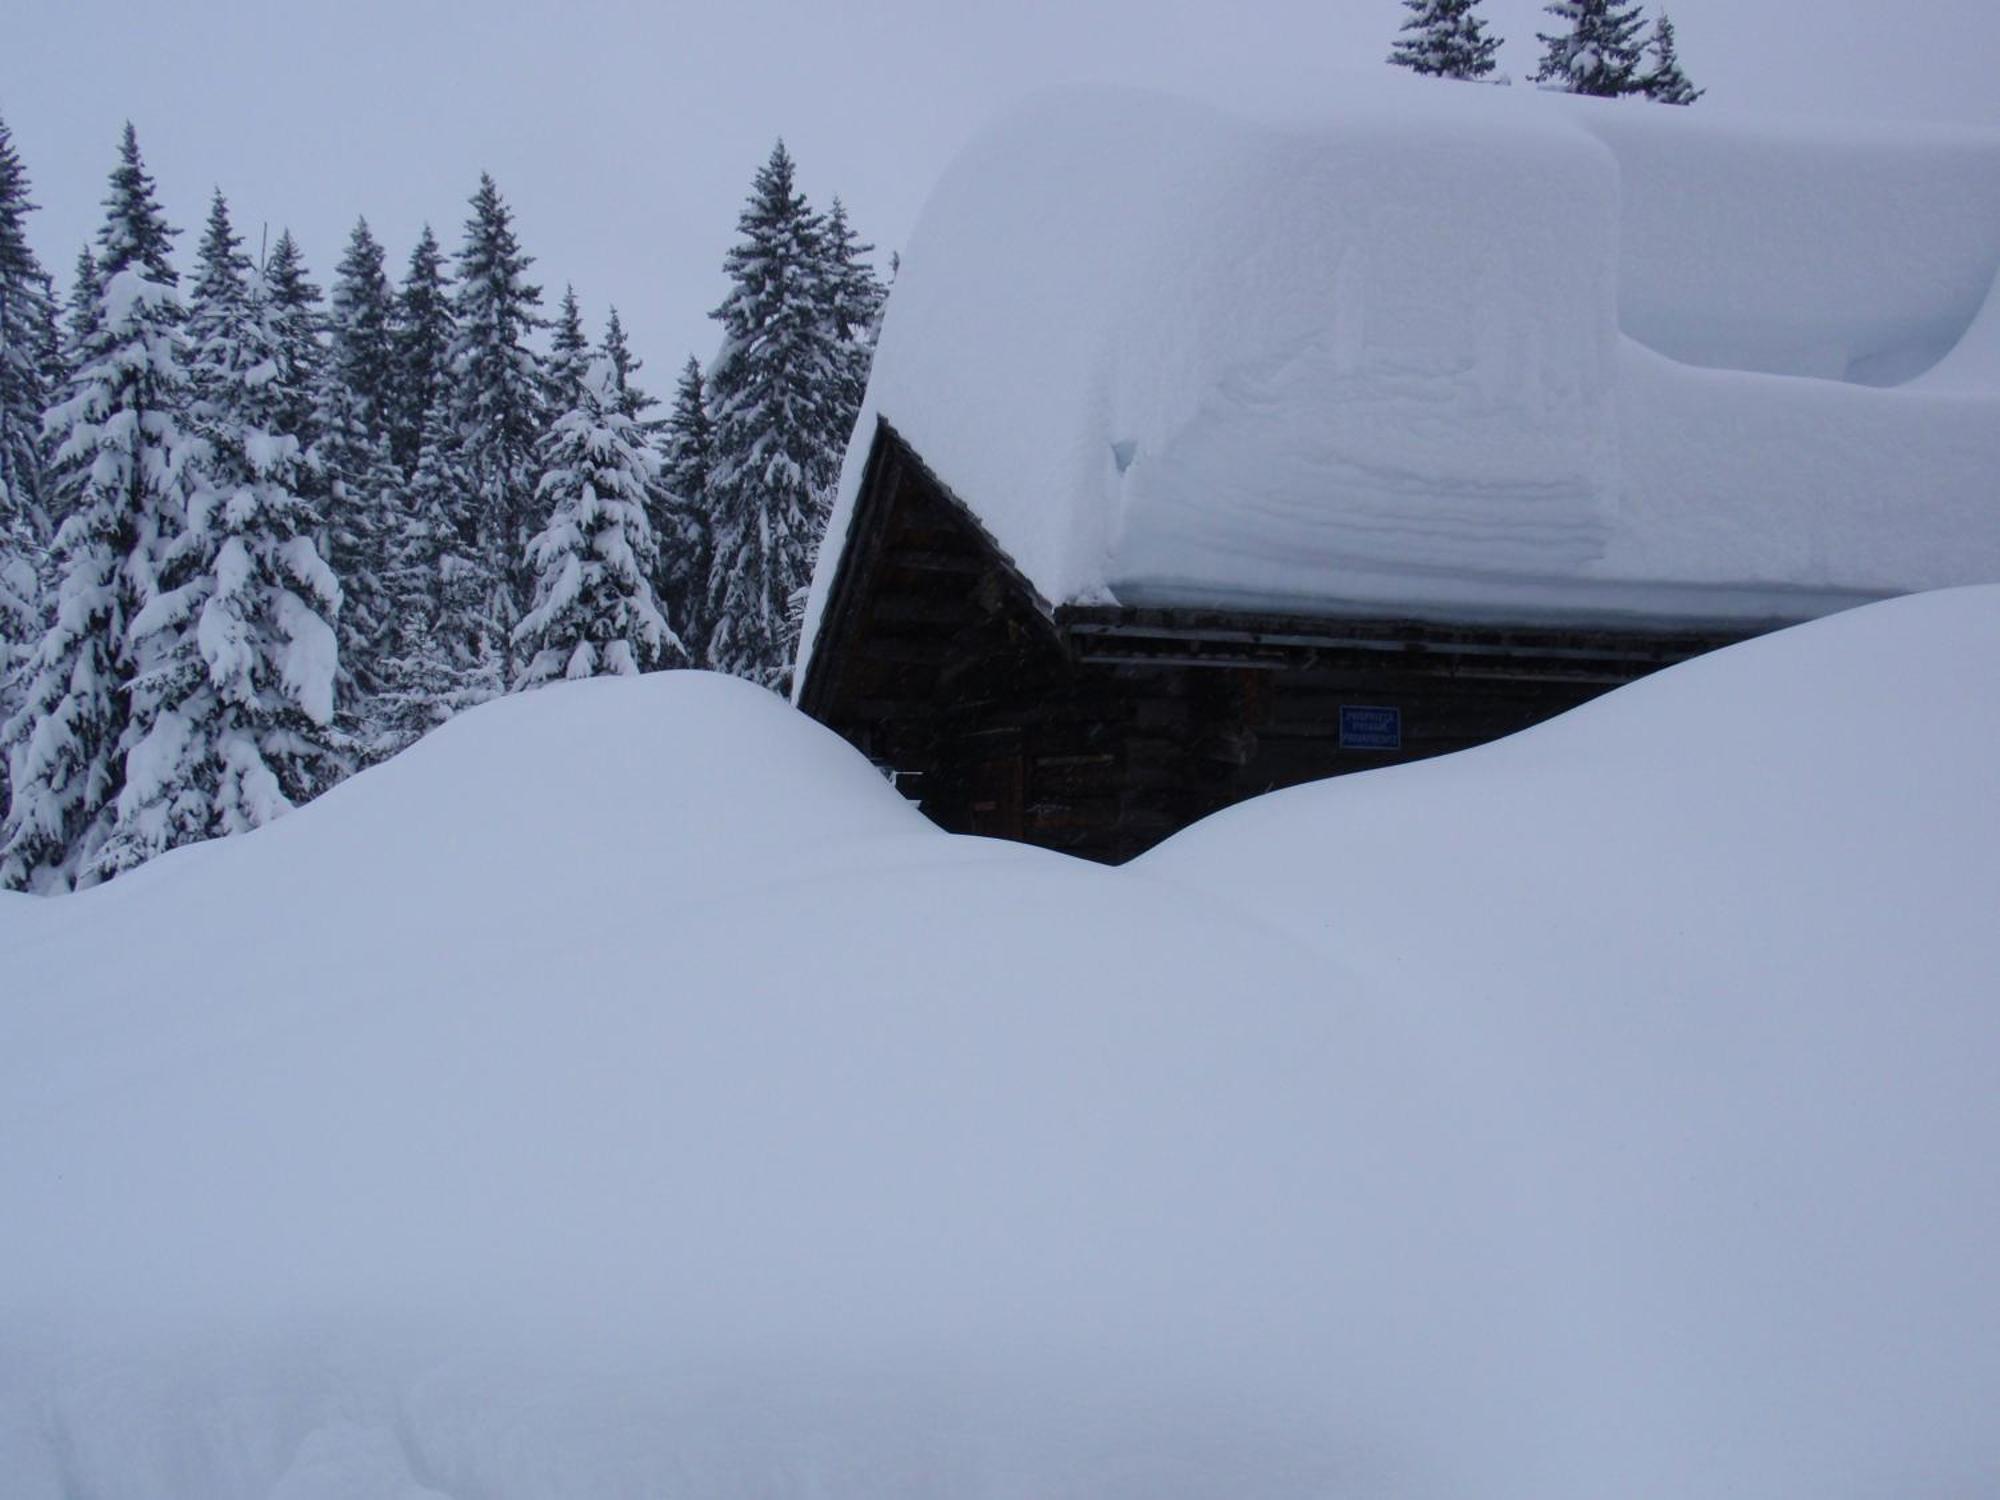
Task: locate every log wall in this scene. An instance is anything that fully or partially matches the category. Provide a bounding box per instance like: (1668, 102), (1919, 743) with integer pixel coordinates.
(799, 423), (1766, 864)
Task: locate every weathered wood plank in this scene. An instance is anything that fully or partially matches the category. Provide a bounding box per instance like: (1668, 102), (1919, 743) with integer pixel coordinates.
(881, 547), (992, 576)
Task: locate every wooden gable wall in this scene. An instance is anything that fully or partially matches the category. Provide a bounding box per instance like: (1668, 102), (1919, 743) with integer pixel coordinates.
(800, 423), (1767, 863)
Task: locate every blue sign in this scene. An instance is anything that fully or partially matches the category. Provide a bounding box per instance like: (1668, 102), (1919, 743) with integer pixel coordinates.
(1339, 704), (1402, 750)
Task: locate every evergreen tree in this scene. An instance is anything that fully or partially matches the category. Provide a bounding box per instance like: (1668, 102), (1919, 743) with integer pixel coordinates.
(374, 398), (492, 747)
(0, 497), (39, 822)
(820, 196), (887, 443)
(0, 472), (42, 826)
(43, 247), (100, 546)
(658, 354), (714, 662)
(448, 173), (545, 689)
(704, 141), (843, 691)
(104, 204), (341, 876)
(1388, 0), (1503, 79)
(597, 306), (655, 423)
(183, 193), (249, 408)
(1, 113), (56, 548)
(389, 224), (453, 475)
(63, 245), (99, 356)
(377, 226), (464, 748)
(1640, 12), (1703, 104)
(546, 283), (589, 414)
(1, 125), (191, 889)
(0, 114), (55, 820)
(261, 229), (324, 449)
(514, 357), (678, 687)
(1532, 0), (1646, 96)
(51, 247), (101, 532)
(97, 191), (243, 871)
(326, 219), (397, 421)
(318, 217), (401, 727)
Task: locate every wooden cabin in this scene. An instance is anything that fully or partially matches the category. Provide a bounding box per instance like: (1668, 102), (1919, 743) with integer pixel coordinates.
(793, 89), (2000, 862)
(798, 422), (1757, 863)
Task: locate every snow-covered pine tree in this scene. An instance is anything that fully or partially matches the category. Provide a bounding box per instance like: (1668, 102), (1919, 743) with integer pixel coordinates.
(389, 224), (453, 475)
(820, 196), (887, 445)
(448, 174), (545, 689)
(63, 246), (99, 354)
(193, 255), (343, 821)
(601, 314), (682, 664)
(373, 398), (491, 747)
(513, 356), (678, 688)
(0, 496), (39, 822)
(326, 219), (397, 424)
(261, 231), (336, 662)
(262, 229), (324, 452)
(42, 247), (100, 546)
(183, 192), (247, 410)
(0, 475), (42, 830)
(1640, 12), (1702, 104)
(52, 248), (100, 455)
(31, 264), (61, 425)
(318, 217), (401, 734)
(1, 113), (56, 550)
(94, 190), (240, 871)
(1, 124), (192, 890)
(1532, 0), (1646, 96)
(103, 195), (342, 875)
(0, 113), (56, 819)
(598, 307), (655, 423)
(1388, 0), (1503, 80)
(704, 141), (844, 691)
(658, 353), (714, 663)
(546, 283), (589, 415)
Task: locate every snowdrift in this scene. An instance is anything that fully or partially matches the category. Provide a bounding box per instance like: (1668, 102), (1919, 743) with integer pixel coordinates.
(1140, 584), (2000, 1493)
(6, 591), (2000, 1498)
(802, 81), (2000, 677)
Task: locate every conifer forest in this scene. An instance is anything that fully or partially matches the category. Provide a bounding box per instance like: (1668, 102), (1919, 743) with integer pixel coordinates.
(0, 0), (1697, 892)
(0, 118), (884, 891)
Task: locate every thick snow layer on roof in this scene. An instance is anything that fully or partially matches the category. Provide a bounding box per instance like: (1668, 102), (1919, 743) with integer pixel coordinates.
(5, 590), (2000, 1496)
(801, 80), (2000, 675)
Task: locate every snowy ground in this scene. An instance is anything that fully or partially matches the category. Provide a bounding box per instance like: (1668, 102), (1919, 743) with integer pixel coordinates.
(4, 587), (1998, 1498)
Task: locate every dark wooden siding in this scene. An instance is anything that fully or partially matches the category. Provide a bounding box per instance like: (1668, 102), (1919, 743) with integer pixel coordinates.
(800, 422), (1767, 863)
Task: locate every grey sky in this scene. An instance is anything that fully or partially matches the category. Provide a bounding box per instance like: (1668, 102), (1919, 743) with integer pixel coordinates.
(6, 0), (1997, 388)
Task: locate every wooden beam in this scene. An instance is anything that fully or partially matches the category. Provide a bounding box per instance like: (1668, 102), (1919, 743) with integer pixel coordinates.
(881, 547), (990, 575)
(867, 595), (982, 627)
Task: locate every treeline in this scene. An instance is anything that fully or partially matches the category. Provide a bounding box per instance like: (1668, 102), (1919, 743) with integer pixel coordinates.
(1390, 0), (1701, 103)
(0, 116), (884, 892)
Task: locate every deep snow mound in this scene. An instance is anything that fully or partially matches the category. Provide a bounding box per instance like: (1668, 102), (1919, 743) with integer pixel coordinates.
(0, 672), (940, 980)
(94, 669), (931, 903)
(1144, 584), (2000, 1495)
(4, 594), (2000, 1498)
(4, 670), (1499, 1498)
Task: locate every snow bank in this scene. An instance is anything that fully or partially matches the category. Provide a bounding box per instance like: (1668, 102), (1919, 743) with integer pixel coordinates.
(0, 671), (1543, 1498)
(803, 81), (2000, 675)
(7, 590), (2000, 1495)
(1141, 584), (2000, 1495)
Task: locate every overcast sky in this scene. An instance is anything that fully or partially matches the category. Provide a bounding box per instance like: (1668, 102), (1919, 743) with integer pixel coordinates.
(7, 0), (1998, 388)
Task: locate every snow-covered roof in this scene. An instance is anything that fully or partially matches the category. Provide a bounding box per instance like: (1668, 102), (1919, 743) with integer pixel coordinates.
(801, 79), (2000, 676)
